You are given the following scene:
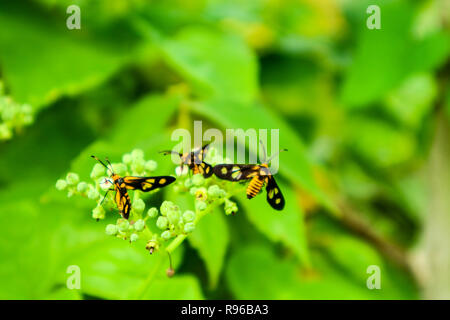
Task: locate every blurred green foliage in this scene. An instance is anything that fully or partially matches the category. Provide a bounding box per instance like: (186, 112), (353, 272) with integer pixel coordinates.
(0, 0), (449, 299)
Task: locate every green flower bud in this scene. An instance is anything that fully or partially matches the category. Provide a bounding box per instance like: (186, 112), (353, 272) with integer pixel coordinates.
(105, 224), (118, 236)
(118, 220), (130, 232)
(77, 181), (88, 193)
(207, 185), (220, 197)
(122, 153), (132, 165)
(147, 207), (159, 218)
(134, 219), (145, 232)
(56, 179), (67, 190)
(0, 124), (12, 140)
(90, 163), (105, 179)
(161, 230), (172, 240)
(22, 114), (33, 125)
(195, 200), (207, 211)
(112, 163), (127, 176)
(166, 268), (175, 277)
(146, 239), (159, 254)
(184, 222), (195, 233)
(218, 189), (227, 198)
(156, 216), (169, 230)
(189, 187), (199, 196)
(182, 210), (196, 223)
(131, 149), (144, 161)
(166, 205), (181, 225)
(1, 104), (15, 120)
(131, 158), (145, 174)
(208, 185), (226, 199)
(21, 103), (32, 114)
(160, 200), (175, 216)
(145, 160), (157, 171)
(93, 205), (105, 220)
(184, 178), (193, 188)
(195, 188), (208, 201)
(130, 233), (139, 242)
(87, 186), (100, 200)
(133, 198), (145, 214)
(192, 174), (205, 186)
(224, 199), (238, 215)
(66, 172), (79, 185)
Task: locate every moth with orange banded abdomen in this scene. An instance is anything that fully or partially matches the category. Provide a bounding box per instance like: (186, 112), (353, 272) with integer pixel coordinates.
(212, 144), (287, 210)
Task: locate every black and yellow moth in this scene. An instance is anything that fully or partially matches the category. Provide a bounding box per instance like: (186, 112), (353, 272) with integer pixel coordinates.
(213, 145), (287, 210)
(160, 143), (213, 178)
(91, 155), (176, 219)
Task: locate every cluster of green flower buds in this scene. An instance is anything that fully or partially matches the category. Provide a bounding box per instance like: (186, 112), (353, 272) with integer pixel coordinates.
(149, 201), (197, 241)
(56, 170), (111, 220)
(0, 81), (34, 140)
(105, 217), (146, 243)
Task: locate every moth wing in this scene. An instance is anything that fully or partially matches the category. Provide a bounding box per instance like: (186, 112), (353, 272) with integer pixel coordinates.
(265, 176), (285, 210)
(115, 187), (131, 219)
(198, 162), (213, 178)
(123, 176), (176, 192)
(213, 164), (259, 181)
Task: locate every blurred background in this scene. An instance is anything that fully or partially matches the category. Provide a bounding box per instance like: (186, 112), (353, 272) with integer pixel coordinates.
(0, 0), (449, 299)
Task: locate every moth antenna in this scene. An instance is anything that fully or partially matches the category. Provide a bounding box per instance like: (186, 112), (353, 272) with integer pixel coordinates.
(266, 149), (288, 164)
(105, 157), (115, 175)
(259, 139), (267, 163)
(91, 155), (109, 170)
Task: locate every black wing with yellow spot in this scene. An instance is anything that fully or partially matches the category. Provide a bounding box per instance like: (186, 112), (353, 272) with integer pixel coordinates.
(123, 176), (176, 192)
(213, 164), (260, 181)
(265, 175), (285, 210)
(194, 162), (213, 178)
(114, 186), (131, 219)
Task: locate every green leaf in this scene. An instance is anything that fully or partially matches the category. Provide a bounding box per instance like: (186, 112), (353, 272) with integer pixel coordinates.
(42, 288), (82, 300)
(66, 238), (185, 300)
(226, 245), (300, 299)
(188, 207), (230, 288)
(345, 117), (416, 168)
(139, 275), (204, 300)
(69, 93), (179, 176)
(238, 181), (310, 264)
(325, 236), (383, 284)
(0, 2), (133, 108)
(341, 1), (414, 107)
(385, 73), (437, 128)
(341, 1), (449, 108)
(0, 198), (103, 299)
(160, 26), (258, 103)
(226, 245), (417, 299)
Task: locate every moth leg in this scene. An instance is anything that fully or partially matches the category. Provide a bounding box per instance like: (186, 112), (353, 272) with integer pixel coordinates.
(100, 188), (114, 206)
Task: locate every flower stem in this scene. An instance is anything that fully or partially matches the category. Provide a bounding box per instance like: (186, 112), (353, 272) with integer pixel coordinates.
(133, 251), (164, 299)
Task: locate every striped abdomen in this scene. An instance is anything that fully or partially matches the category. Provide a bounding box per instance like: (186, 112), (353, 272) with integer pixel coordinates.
(247, 176), (264, 199)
